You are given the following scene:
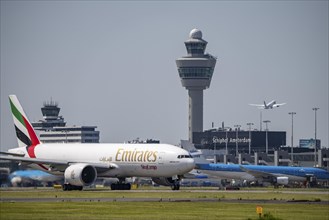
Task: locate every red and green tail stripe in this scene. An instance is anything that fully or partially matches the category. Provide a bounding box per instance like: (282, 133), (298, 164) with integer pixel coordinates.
(9, 98), (40, 147)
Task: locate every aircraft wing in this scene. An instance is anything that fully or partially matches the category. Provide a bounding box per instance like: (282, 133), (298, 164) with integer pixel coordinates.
(248, 104), (265, 109)
(0, 155), (118, 173)
(0, 151), (25, 156)
(240, 165), (278, 179)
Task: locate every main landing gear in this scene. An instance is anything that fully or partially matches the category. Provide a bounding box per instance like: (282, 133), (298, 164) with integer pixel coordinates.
(62, 183), (83, 191)
(171, 180), (180, 191)
(110, 178), (131, 190)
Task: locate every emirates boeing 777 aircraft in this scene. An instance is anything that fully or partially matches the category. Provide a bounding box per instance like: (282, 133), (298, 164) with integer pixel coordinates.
(0, 95), (194, 190)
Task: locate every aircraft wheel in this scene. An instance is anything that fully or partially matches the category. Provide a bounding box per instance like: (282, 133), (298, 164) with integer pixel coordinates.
(171, 183), (180, 190)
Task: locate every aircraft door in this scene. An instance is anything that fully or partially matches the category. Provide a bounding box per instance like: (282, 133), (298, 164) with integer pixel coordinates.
(158, 152), (165, 165)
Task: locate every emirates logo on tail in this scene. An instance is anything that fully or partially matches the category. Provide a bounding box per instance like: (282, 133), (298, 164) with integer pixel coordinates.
(9, 95), (40, 153)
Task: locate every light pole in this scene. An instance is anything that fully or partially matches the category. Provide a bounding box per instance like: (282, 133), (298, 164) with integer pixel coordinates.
(225, 128), (228, 156)
(214, 138), (217, 164)
(234, 125), (241, 156)
(247, 123), (254, 154)
(312, 107), (319, 166)
(288, 112), (296, 164)
(260, 111), (262, 131)
(263, 120), (271, 154)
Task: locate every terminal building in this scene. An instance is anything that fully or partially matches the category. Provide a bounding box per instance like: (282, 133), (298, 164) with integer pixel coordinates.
(189, 127), (328, 169)
(193, 128), (286, 154)
(32, 100), (100, 143)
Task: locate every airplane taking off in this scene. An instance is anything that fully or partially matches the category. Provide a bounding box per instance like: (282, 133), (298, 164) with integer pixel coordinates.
(189, 150), (329, 186)
(249, 100), (286, 109)
(0, 95), (194, 191)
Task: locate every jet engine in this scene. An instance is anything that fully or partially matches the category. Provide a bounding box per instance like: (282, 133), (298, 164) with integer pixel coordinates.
(151, 177), (180, 190)
(64, 163), (97, 186)
(275, 176), (289, 185)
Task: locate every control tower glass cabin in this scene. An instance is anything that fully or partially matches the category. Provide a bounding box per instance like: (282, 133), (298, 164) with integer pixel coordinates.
(32, 100), (66, 130)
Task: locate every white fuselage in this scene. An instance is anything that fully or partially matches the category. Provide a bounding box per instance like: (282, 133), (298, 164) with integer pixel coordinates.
(9, 143), (195, 178)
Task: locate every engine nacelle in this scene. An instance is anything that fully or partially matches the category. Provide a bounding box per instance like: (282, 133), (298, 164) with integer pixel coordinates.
(64, 163), (97, 186)
(276, 176), (289, 185)
(151, 177), (176, 186)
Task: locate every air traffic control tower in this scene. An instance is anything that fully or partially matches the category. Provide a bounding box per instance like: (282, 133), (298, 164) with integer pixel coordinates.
(176, 29), (217, 143)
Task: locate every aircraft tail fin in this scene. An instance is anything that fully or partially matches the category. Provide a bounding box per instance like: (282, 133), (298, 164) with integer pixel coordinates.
(9, 95), (40, 147)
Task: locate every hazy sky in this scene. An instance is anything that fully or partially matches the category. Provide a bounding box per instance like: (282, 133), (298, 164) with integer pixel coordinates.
(1, 1), (328, 151)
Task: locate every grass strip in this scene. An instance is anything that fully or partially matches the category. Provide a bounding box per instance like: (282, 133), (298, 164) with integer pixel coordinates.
(1, 201), (328, 220)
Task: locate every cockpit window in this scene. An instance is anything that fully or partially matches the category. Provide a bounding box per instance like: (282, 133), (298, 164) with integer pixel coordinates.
(177, 155), (192, 159)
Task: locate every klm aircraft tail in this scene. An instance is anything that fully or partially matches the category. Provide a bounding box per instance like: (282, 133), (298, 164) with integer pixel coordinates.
(9, 95), (40, 148)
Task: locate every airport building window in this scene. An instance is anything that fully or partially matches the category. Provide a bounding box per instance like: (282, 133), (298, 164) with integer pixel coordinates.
(178, 67), (214, 78)
(185, 42), (206, 54)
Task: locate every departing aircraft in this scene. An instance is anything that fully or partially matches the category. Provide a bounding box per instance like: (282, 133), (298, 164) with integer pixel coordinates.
(9, 170), (62, 187)
(0, 95), (194, 191)
(249, 100), (286, 109)
(189, 150), (329, 186)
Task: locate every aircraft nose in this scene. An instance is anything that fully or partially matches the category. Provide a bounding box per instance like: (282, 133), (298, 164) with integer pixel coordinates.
(185, 158), (195, 172)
